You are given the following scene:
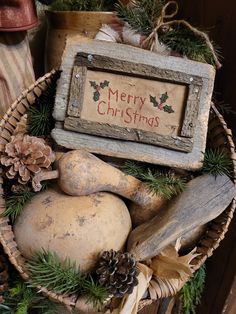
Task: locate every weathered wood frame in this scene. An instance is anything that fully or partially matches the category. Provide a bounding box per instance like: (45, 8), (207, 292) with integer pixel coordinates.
(52, 39), (215, 170)
(64, 52), (203, 153)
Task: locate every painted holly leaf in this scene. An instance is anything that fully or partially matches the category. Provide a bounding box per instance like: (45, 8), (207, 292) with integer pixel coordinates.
(164, 105), (174, 113)
(93, 91), (100, 102)
(160, 92), (169, 104)
(90, 81), (97, 89)
(100, 80), (109, 89)
(150, 95), (159, 107)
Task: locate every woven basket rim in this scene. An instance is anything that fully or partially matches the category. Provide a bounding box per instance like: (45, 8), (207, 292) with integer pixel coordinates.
(0, 71), (235, 311)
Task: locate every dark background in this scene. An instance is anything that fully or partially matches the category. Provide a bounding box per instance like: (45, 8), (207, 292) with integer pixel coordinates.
(140, 1), (236, 313)
(179, 2), (236, 313)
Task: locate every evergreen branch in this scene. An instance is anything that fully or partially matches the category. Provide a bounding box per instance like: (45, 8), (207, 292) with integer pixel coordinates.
(4, 191), (36, 222)
(27, 250), (82, 295)
(115, 1), (220, 66)
(27, 250), (109, 306)
(27, 72), (60, 137)
(116, 0), (165, 35)
(123, 161), (147, 179)
(159, 26), (221, 66)
(50, 0), (116, 11)
(179, 265), (206, 314)
(0, 278), (58, 314)
(202, 148), (232, 177)
(123, 161), (186, 199)
(3, 182), (49, 221)
(213, 98), (236, 115)
(82, 276), (109, 307)
(142, 170), (186, 199)
(215, 102), (236, 115)
(116, 3), (152, 35)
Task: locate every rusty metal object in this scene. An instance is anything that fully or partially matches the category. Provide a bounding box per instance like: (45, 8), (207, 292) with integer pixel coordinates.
(0, 0), (37, 31)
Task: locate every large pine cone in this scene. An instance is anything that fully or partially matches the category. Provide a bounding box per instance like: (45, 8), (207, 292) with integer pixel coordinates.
(0, 134), (55, 186)
(96, 250), (139, 298)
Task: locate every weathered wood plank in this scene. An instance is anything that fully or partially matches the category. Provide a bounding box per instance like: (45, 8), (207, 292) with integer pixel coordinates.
(64, 117), (193, 152)
(127, 174), (235, 261)
(75, 52), (204, 85)
(67, 65), (87, 117)
(51, 128), (203, 170)
(181, 83), (201, 138)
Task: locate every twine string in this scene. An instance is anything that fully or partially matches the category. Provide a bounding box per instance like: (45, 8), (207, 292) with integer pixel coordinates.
(142, 0), (222, 69)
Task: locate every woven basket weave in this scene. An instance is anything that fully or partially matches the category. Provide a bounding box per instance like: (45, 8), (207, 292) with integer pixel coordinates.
(0, 70), (235, 311)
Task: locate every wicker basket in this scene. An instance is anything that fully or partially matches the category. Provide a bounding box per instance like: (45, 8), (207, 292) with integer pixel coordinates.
(0, 71), (235, 312)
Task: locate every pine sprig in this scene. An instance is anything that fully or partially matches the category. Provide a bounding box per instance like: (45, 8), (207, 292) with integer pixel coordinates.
(50, 0), (116, 11)
(123, 161), (147, 178)
(4, 191), (36, 222)
(27, 250), (109, 306)
(123, 161), (186, 199)
(212, 93), (236, 115)
(27, 72), (60, 137)
(83, 276), (109, 306)
(0, 278), (58, 314)
(115, 1), (220, 66)
(179, 264), (206, 314)
(142, 169), (186, 199)
(3, 183), (49, 221)
(202, 148), (232, 177)
(159, 26), (221, 66)
(27, 251), (82, 295)
(116, 0), (165, 35)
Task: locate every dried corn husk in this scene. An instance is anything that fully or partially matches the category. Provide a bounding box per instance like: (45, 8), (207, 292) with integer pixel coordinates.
(148, 240), (199, 299)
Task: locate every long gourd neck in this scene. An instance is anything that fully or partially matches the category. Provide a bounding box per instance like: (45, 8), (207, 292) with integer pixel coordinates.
(109, 173), (159, 207)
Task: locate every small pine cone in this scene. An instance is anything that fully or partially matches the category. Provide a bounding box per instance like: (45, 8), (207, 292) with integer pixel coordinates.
(1, 134), (55, 186)
(11, 183), (31, 194)
(96, 250), (139, 298)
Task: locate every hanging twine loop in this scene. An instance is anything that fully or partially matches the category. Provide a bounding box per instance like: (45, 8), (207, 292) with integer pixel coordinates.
(142, 0), (222, 69)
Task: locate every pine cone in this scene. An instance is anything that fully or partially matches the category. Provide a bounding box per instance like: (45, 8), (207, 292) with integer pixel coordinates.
(11, 183), (31, 194)
(1, 134), (55, 186)
(96, 250), (139, 298)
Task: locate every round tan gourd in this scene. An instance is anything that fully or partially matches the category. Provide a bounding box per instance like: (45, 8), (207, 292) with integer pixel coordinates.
(14, 188), (132, 271)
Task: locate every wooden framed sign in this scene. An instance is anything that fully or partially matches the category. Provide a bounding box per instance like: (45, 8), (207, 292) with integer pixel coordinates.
(64, 52), (201, 153)
(52, 39), (215, 170)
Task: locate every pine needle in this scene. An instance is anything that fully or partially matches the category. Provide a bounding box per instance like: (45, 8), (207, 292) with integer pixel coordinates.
(115, 1), (220, 66)
(3, 183), (49, 221)
(116, 0), (165, 35)
(213, 96), (236, 116)
(27, 250), (81, 295)
(123, 161), (147, 178)
(27, 71), (60, 137)
(123, 161), (186, 199)
(202, 148), (232, 177)
(4, 191), (36, 222)
(50, 0), (116, 11)
(0, 278), (58, 314)
(159, 26), (221, 66)
(179, 264), (206, 314)
(27, 250), (108, 306)
(83, 276), (109, 307)
(142, 170), (186, 199)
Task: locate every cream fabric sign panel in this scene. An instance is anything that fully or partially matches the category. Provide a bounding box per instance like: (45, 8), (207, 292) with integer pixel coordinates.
(81, 70), (187, 136)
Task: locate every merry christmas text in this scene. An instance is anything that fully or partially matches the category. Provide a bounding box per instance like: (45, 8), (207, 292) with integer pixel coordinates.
(96, 87), (160, 128)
